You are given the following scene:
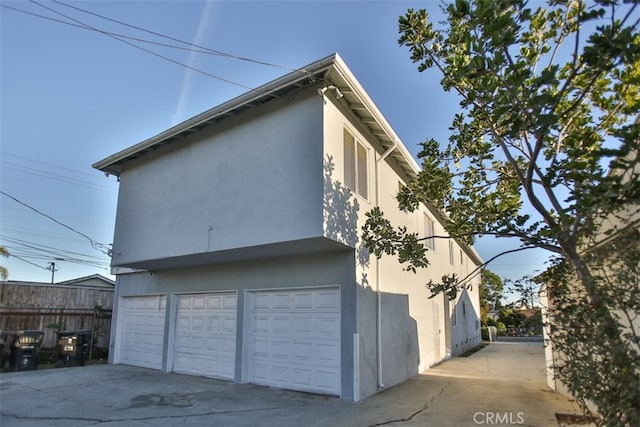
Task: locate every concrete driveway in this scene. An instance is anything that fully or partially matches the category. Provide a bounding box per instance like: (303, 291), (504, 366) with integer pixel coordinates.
(0, 338), (586, 426)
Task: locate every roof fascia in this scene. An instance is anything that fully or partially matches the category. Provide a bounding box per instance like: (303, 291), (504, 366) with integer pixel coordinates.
(93, 53), (339, 175)
(328, 55), (421, 176)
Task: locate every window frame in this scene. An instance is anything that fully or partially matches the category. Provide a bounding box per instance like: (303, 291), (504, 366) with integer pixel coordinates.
(449, 240), (455, 265)
(451, 301), (457, 327)
(423, 213), (436, 250)
(343, 127), (369, 200)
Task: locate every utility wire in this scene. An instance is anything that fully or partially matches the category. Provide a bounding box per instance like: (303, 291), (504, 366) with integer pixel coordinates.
(28, 0), (253, 90)
(51, 0), (311, 78)
(3, 2), (315, 89)
(2, 152), (115, 180)
(1, 235), (108, 261)
(0, 191), (112, 255)
(2, 246), (105, 266)
(7, 253), (50, 271)
(2, 161), (116, 193)
(0, 5), (227, 57)
(6, 252), (110, 269)
(1, 226), (91, 244)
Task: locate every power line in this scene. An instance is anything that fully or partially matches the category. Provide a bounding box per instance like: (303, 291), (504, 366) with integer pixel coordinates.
(0, 191), (112, 255)
(51, 0), (309, 77)
(7, 253), (50, 271)
(6, 252), (109, 269)
(1, 152), (114, 180)
(2, 236), (112, 270)
(0, 226), (91, 244)
(25, 0), (253, 89)
(1, 235), (108, 261)
(0, 4), (218, 56)
(7, 251), (110, 269)
(4, 1), (313, 86)
(1, 161), (116, 193)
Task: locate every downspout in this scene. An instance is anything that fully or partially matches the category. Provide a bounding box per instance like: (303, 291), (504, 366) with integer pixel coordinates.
(374, 140), (397, 389)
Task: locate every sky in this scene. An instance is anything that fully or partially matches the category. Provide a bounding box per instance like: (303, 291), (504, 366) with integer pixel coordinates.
(0, 0), (553, 294)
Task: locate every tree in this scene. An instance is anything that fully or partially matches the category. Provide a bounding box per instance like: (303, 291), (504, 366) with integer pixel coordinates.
(505, 275), (540, 308)
(362, 1), (639, 424)
(479, 269), (503, 323)
(0, 246), (8, 281)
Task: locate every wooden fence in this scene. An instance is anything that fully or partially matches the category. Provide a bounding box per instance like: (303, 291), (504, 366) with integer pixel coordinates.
(0, 282), (114, 349)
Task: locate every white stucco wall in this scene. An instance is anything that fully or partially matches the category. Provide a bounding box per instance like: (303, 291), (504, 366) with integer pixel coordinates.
(107, 80), (482, 402)
(321, 97), (482, 397)
(111, 90), (324, 267)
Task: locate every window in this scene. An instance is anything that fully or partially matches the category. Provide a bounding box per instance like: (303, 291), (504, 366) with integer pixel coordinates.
(460, 249), (464, 265)
(451, 302), (457, 327)
(343, 129), (368, 199)
(399, 182), (408, 213)
(343, 130), (356, 190)
(449, 240), (454, 265)
(423, 214), (435, 250)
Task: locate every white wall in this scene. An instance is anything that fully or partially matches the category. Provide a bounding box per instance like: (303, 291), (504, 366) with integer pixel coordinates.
(108, 82), (483, 401)
(112, 90), (324, 267)
(321, 96), (482, 397)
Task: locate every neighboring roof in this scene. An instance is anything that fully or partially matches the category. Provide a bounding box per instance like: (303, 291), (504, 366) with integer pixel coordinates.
(56, 274), (115, 287)
(2, 274), (115, 290)
(93, 52), (482, 267)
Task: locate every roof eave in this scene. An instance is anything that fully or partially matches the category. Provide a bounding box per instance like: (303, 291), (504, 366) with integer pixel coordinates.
(92, 53), (340, 176)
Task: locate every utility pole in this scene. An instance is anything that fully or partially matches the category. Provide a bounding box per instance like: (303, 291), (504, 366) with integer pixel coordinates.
(47, 262), (58, 284)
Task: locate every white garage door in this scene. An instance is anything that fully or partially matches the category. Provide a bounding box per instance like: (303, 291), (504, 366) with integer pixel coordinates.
(173, 293), (237, 380)
(247, 287), (341, 396)
(120, 295), (166, 369)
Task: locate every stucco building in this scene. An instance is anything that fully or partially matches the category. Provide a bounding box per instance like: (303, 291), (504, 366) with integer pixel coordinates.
(94, 53), (482, 401)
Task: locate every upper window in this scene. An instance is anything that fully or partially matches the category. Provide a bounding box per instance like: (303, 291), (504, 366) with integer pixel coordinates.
(451, 301), (457, 327)
(423, 213), (435, 250)
(449, 240), (455, 265)
(343, 129), (368, 199)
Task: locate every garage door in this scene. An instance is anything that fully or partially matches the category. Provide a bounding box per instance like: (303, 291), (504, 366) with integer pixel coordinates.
(173, 293), (237, 380)
(247, 287), (341, 396)
(120, 295), (166, 369)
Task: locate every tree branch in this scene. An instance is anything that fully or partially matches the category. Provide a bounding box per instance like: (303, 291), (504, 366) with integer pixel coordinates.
(456, 245), (542, 286)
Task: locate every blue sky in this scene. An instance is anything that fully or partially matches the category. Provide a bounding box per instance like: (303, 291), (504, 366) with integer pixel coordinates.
(0, 0), (551, 291)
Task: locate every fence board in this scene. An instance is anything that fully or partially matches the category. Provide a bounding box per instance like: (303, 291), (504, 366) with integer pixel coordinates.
(0, 282), (114, 348)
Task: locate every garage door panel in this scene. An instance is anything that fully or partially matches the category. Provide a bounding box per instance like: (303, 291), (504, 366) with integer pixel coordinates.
(247, 287), (341, 396)
(292, 342), (313, 361)
(222, 295), (236, 309)
(317, 342), (339, 361)
(316, 291), (339, 309)
(293, 316), (313, 334)
(292, 368), (312, 386)
(222, 316), (236, 332)
(292, 292), (313, 308)
(120, 295), (166, 370)
(173, 292), (237, 380)
(317, 316), (339, 335)
(316, 369), (340, 392)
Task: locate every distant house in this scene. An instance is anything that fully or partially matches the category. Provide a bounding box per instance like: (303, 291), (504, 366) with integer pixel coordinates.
(93, 53), (482, 401)
(0, 274), (114, 348)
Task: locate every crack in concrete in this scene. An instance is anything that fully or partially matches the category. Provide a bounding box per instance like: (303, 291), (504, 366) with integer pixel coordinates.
(1, 405), (285, 424)
(369, 382), (450, 426)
